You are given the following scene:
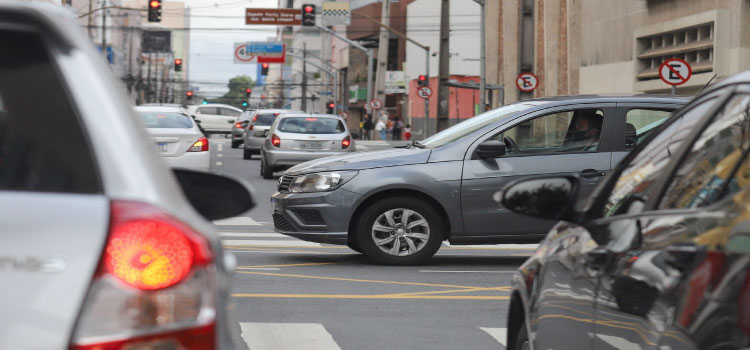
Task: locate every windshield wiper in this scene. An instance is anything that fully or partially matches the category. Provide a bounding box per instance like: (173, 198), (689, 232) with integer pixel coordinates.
(407, 140), (426, 149)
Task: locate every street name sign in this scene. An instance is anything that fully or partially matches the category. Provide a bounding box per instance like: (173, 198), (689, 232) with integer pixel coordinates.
(659, 58), (692, 86)
(516, 72), (538, 92)
(417, 86), (433, 99)
(245, 8), (302, 25)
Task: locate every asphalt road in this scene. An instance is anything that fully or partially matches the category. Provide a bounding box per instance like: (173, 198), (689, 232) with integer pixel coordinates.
(208, 137), (534, 350)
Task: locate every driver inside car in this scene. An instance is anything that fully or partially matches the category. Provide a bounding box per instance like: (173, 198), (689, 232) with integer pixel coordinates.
(563, 110), (603, 151)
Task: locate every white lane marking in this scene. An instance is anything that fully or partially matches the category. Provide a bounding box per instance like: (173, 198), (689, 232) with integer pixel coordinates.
(443, 243), (539, 250)
(240, 323), (342, 350)
(218, 143), (224, 151)
(480, 327), (507, 347)
(226, 250), (352, 255)
(419, 270), (516, 274)
(218, 232), (287, 238)
(221, 240), (322, 247)
(216, 161), (223, 166)
(235, 267), (281, 271)
(596, 334), (642, 350)
(218, 153), (223, 157)
(214, 216), (263, 226)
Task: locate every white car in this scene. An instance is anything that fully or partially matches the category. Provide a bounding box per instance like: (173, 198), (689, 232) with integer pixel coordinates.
(186, 104), (242, 134)
(135, 106), (211, 172)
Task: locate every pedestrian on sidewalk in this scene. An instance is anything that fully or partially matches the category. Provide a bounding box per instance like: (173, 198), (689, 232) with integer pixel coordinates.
(392, 118), (403, 141)
(403, 123), (412, 141)
(375, 118), (387, 141)
(363, 115), (374, 140)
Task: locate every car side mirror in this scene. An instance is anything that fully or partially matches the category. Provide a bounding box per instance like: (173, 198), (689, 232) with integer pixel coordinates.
(194, 119), (201, 124)
(173, 169), (255, 221)
(227, 120), (235, 124)
(476, 140), (506, 159)
(497, 176), (579, 221)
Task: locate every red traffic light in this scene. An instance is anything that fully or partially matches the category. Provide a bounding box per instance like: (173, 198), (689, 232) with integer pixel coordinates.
(304, 5), (314, 13)
(149, 0), (159, 8)
(418, 75), (426, 81)
(328, 103), (335, 108)
(246, 88), (252, 93)
(262, 63), (269, 68)
(186, 91), (193, 97)
(174, 58), (182, 65)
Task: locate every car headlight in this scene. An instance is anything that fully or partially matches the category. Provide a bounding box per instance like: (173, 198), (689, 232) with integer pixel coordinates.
(289, 171), (358, 193)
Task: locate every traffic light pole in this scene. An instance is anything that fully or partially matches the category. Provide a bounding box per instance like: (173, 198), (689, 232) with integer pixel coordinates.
(286, 51), (339, 112)
(315, 24), (374, 104)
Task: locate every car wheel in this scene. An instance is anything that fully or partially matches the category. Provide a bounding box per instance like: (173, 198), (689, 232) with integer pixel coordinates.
(346, 240), (362, 253)
(243, 148), (252, 160)
(356, 197), (442, 265)
(511, 320), (530, 350)
(261, 154), (274, 179)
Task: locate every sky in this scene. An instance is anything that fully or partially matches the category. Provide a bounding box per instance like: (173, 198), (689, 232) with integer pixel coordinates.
(186, 0), (278, 97)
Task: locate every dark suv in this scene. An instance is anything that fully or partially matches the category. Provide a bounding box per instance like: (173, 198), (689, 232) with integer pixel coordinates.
(501, 71), (750, 349)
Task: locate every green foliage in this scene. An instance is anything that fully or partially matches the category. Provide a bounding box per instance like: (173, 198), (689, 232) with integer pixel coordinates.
(208, 75), (255, 108)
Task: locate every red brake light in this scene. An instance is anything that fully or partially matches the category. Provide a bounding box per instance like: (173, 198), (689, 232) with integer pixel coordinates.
(342, 135), (351, 149)
(188, 137), (209, 152)
(271, 134), (281, 147)
(305, 118), (318, 121)
(235, 122), (243, 128)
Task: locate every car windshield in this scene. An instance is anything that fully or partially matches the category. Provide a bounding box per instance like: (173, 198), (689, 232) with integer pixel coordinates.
(140, 112), (193, 129)
(420, 102), (543, 148)
(277, 117), (345, 134)
(255, 113), (278, 126)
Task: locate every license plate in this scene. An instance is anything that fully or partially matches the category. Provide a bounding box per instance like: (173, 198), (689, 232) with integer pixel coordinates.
(157, 142), (168, 152)
(300, 142), (322, 149)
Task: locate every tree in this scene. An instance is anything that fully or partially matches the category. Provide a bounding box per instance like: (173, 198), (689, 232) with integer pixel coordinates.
(209, 75), (255, 108)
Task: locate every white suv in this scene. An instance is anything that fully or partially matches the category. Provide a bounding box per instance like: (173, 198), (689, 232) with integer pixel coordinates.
(186, 104), (243, 134)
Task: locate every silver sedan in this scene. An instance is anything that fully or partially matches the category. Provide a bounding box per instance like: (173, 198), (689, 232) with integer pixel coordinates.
(260, 114), (355, 179)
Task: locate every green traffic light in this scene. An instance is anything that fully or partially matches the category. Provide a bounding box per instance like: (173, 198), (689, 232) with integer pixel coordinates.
(242, 102), (248, 106)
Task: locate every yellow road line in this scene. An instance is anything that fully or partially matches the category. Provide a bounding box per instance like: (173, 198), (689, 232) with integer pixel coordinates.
(382, 286), (511, 297)
(232, 293), (509, 300)
(236, 270), (494, 289)
(236, 262), (344, 269)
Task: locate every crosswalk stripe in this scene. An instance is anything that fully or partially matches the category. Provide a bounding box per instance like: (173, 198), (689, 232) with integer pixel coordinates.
(222, 240), (322, 247)
(480, 327), (507, 347)
(240, 323), (342, 350)
(218, 232), (287, 238)
(443, 242), (538, 250)
(213, 216), (264, 226)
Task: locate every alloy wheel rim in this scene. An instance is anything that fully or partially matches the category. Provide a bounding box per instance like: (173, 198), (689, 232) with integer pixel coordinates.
(371, 208), (430, 256)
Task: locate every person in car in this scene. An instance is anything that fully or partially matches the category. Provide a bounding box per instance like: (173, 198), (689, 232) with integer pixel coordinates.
(564, 110), (603, 151)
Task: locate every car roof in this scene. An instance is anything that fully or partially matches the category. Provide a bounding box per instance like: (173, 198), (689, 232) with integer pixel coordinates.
(134, 106), (187, 113)
(526, 94), (690, 104)
(254, 109), (302, 114)
(279, 113), (344, 120)
(187, 103), (240, 110)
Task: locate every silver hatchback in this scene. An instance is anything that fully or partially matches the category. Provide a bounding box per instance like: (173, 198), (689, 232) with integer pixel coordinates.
(260, 114), (355, 179)
(242, 109), (300, 160)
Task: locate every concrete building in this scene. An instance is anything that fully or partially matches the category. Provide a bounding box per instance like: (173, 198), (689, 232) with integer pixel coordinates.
(485, 0), (750, 105)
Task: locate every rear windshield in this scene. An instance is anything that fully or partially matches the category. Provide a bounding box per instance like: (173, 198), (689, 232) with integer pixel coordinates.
(255, 113), (278, 126)
(277, 117), (345, 134)
(140, 112), (193, 129)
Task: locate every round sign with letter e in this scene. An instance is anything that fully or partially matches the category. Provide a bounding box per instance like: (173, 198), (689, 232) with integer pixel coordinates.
(516, 72), (538, 92)
(417, 86), (433, 99)
(659, 58), (692, 86)
(369, 99), (383, 110)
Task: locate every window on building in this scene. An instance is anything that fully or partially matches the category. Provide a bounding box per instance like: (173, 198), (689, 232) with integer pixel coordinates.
(635, 22), (713, 82)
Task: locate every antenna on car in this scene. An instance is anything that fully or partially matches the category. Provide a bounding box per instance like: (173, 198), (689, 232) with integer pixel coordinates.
(696, 74), (717, 95)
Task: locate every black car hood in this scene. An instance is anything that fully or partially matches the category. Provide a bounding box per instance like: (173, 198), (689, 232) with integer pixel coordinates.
(286, 147), (432, 174)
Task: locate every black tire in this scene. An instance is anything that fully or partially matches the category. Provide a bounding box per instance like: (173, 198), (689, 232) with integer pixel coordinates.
(260, 153), (274, 179)
(231, 140), (241, 149)
(243, 148), (253, 160)
(346, 240), (362, 253)
(511, 320), (530, 350)
(356, 197), (443, 265)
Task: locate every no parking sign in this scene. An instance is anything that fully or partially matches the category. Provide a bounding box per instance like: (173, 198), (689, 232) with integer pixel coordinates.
(659, 58), (692, 86)
(516, 72), (538, 92)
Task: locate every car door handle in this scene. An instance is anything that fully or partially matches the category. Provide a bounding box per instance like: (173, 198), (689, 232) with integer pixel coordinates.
(580, 169), (606, 179)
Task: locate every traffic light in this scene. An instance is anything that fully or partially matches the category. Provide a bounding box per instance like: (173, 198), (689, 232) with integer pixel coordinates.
(301, 4), (315, 26)
(202, 99), (208, 104)
(417, 74), (428, 87)
(326, 101), (335, 114)
(148, 0), (161, 22)
(186, 91), (193, 99)
(242, 102), (248, 107)
(246, 88), (252, 98)
(174, 58), (183, 72)
(261, 63), (269, 76)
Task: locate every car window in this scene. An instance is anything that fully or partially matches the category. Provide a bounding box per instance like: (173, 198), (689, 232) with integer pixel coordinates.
(255, 113), (277, 126)
(624, 109), (672, 149)
(420, 102), (542, 148)
(660, 94), (750, 209)
(0, 29), (100, 193)
(220, 108), (241, 117)
(198, 107), (218, 115)
(277, 117), (345, 134)
(602, 98), (716, 217)
(140, 112), (193, 129)
(491, 109), (604, 155)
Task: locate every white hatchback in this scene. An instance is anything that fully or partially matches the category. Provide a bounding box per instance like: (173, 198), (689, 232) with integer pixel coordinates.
(135, 106), (211, 172)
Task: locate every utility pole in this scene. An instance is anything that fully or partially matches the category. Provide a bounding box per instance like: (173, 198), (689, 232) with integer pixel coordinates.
(301, 42), (307, 112)
(373, 0), (391, 121)
(88, 0), (93, 39)
(436, 0), (450, 132)
(473, 0), (486, 114)
(101, 0), (107, 62)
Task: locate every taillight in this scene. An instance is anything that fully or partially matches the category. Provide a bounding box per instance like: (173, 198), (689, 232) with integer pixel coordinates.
(234, 122), (243, 129)
(271, 134), (281, 147)
(342, 136), (351, 149)
(69, 201), (216, 350)
(249, 123), (254, 131)
(188, 137), (209, 152)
